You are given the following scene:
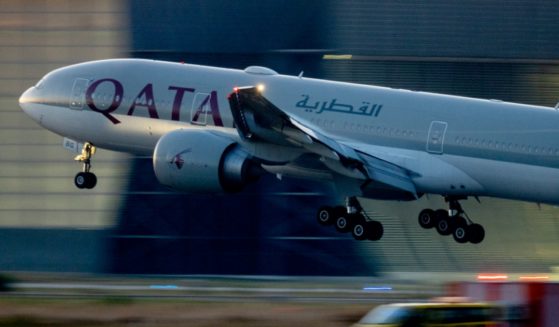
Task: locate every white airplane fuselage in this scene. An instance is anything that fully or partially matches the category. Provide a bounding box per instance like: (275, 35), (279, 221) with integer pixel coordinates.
(19, 59), (559, 205)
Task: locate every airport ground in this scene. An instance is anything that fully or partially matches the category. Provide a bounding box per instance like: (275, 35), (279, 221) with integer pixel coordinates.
(0, 273), (440, 327)
(0, 300), (370, 327)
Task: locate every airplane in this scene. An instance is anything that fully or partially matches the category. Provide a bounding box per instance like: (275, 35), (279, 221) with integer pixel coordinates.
(18, 58), (559, 245)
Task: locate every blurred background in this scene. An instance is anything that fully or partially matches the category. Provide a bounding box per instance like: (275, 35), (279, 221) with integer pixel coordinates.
(1, 0), (559, 277)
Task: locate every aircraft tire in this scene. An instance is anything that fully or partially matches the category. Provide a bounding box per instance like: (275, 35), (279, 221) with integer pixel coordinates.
(335, 215), (352, 233)
(317, 206), (335, 226)
(351, 217), (367, 241)
(75, 172), (97, 189)
(452, 217), (469, 243)
(74, 172), (87, 189)
(418, 209), (437, 229)
(435, 210), (453, 235)
(85, 172), (97, 189)
(468, 224), (485, 244)
(366, 221), (384, 241)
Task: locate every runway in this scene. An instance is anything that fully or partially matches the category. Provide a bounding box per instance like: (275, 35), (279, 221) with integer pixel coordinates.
(0, 273), (444, 327)
(4, 274), (440, 304)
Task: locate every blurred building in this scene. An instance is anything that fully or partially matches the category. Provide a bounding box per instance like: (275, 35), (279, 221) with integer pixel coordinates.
(0, 0), (129, 271)
(1, 0), (558, 274)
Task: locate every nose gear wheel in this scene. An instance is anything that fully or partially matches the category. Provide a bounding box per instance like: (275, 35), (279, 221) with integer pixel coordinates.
(74, 142), (97, 189)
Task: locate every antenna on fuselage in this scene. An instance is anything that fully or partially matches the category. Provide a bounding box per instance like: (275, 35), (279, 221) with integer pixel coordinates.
(298, 71), (304, 79)
(555, 101), (559, 110)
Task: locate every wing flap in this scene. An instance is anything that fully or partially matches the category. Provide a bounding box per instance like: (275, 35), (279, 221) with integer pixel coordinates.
(228, 86), (418, 199)
(357, 152), (418, 197)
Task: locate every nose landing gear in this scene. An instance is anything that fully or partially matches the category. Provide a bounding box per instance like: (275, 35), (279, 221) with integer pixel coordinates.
(74, 142), (97, 189)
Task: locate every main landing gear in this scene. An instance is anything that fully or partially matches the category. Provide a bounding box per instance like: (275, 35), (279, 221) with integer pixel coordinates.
(418, 197), (485, 244)
(74, 142), (97, 189)
(317, 197), (384, 241)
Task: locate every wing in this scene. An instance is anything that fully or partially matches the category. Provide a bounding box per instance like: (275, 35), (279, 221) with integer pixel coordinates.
(227, 86), (419, 200)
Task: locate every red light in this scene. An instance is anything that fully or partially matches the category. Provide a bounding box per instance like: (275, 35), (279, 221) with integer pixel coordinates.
(477, 274), (508, 281)
(233, 87), (239, 92)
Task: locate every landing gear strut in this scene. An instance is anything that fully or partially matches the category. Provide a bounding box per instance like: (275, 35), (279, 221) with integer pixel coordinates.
(316, 197), (384, 241)
(418, 197), (485, 244)
(74, 142), (97, 189)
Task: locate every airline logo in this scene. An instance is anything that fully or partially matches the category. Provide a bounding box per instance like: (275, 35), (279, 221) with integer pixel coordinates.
(295, 94), (383, 117)
(170, 148), (191, 170)
(84, 78), (224, 126)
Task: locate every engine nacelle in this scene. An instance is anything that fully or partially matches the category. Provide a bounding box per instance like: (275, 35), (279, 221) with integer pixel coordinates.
(153, 129), (259, 193)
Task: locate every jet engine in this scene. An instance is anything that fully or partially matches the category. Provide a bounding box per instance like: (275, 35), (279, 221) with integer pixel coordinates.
(153, 129), (260, 193)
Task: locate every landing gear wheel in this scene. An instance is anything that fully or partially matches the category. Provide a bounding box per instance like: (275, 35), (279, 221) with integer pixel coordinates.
(75, 172), (87, 189)
(352, 217), (367, 241)
(418, 197), (486, 244)
(85, 172), (97, 189)
(317, 206), (335, 226)
(468, 224), (485, 244)
(435, 210), (452, 235)
(366, 221), (383, 241)
(74, 172), (97, 189)
(318, 197), (382, 241)
(74, 142), (98, 189)
(452, 217), (469, 244)
(418, 209), (437, 229)
(335, 214), (353, 233)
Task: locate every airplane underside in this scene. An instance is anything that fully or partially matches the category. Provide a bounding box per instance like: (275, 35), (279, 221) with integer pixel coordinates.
(72, 140), (486, 245)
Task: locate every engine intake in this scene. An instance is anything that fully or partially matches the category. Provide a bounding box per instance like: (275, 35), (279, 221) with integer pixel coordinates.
(153, 129), (260, 193)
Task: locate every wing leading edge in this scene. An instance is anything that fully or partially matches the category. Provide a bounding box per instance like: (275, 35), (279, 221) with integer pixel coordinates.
(227, 86), (418, 200)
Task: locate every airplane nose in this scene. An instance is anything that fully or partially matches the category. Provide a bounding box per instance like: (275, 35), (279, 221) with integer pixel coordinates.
(19, 86), (41, 121)
(19, 86), (34, 108)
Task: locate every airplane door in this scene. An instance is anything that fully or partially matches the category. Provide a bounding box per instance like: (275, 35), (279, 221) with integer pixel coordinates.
(190, 92), (211, 125)
(426, 121), (447, 154)
(69, 78), (89, 110)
